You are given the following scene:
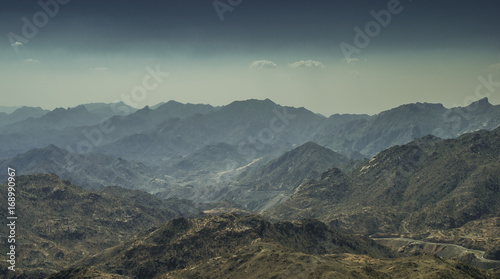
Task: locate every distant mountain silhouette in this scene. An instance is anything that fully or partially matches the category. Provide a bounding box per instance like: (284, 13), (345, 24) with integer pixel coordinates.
(314, 98), (500, 157)
(0, 144), (170, 191)
(0, 106), (49, 127)
(82, 101), (137, 118)
(0, 105), (101, 133)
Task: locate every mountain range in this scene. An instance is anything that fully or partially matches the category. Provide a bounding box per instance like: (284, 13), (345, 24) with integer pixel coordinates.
(1, 98), (500, 278)
(313, 98), (500, 157)
(0, 106), (49, 128)
(1, 98), (498, 163)
(0, 174), (246, 278)
(0, 101), (215, 159)
(0, 144), (170, 192)
(0, 174), (178, 277)
(266, 127), (500, 258)
(212, 142), (351, 212)
(2, 185), (493, 279)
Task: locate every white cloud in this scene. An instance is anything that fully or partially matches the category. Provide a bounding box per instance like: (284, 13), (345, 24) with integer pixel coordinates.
(24, 59), (40, 63)
(343, 58), (360, 64)
(250, 60), (277, 69)
(288, 60), (325, 69)
(12, 42), (23, 47)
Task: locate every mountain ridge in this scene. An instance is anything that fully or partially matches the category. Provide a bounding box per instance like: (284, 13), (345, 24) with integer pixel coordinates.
(74, 213), (394, 278)
(266, 127), (500, 257)
(0, 144), (170, 191)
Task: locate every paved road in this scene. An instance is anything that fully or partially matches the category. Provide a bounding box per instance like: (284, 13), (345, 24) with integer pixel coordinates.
(371, 237), (500, 264)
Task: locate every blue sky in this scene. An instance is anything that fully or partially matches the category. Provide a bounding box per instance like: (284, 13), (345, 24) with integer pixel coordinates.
(1, 0), (499, 115)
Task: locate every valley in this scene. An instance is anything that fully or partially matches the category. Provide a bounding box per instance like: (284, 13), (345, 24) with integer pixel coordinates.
(2, 1), (499, 277)
(372, 237), (500, 269)
(0, 99), (499, 278)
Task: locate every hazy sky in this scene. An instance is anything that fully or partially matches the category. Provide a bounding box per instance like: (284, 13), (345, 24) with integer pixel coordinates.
(1, 0), (499, 116)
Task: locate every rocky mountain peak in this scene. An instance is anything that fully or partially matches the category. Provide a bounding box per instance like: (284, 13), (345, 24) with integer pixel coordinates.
(467, 97), (492, 109)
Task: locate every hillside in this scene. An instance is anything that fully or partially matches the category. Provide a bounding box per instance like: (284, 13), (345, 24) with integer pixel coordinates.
(46, 214), (498, 279)
(0, 144), (171, 191)
(0, 101), (214, 160)
(0, 173), (496, 278)
(97, 99), (326, 164)
(238, 142), (350, 191)
(0, 174), (179, 277)
(165, 249), (493, 279)
(221, 142), (350, 211)
(314, 98), (500, 157)
(1, 99), (499, 166)
(154, 142), (350, 211)
(73, 213), (394, 278)
(171, 142), (250, 173)
(266, 127), (500, 257)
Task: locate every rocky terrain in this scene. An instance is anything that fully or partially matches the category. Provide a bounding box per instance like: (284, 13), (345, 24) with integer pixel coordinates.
(314, 98), (500, 157)
(43, 214), (496, 278)
(0, 99), (499, 278)
(72, 214), (392, 278)
(422, 216), (500, 258)
(266, 127), (500, 264)
(0, 174), (232, 278)
(165, 250), (494, 279)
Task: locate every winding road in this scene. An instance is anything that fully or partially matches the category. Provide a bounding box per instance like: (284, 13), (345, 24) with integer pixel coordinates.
(371, 237), (500, 268)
